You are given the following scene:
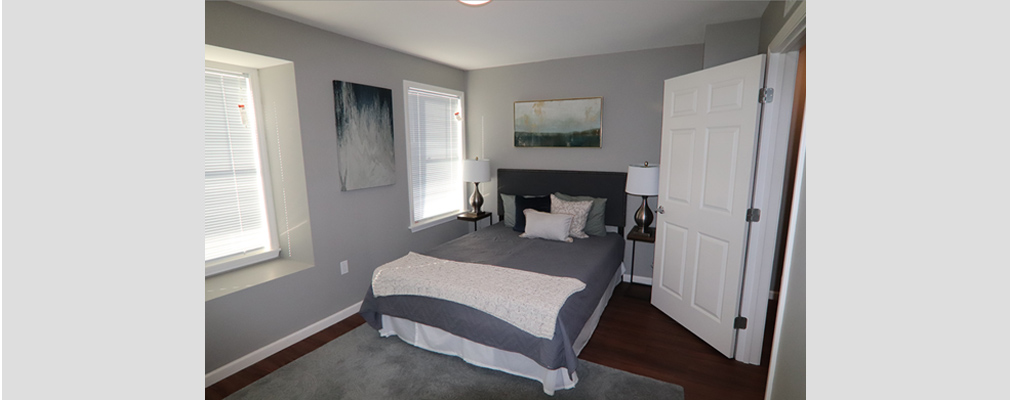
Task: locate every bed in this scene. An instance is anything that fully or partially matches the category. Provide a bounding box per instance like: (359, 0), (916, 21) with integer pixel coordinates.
(358, 169), (627, 395)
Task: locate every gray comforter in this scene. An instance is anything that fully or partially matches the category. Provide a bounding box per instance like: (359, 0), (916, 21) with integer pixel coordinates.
(359, 222), (624, 375)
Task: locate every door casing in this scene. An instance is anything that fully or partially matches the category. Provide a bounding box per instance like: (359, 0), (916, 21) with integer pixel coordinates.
(734, 1), (806, 365)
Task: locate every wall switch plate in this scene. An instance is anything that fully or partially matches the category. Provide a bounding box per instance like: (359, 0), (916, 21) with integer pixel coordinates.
(340, 260), (349, 275)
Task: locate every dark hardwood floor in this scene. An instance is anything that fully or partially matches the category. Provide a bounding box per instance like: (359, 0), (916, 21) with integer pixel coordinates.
(205, 315), (367, 400)
(206, 282), (774, 400)
(579, 283), (774, 400)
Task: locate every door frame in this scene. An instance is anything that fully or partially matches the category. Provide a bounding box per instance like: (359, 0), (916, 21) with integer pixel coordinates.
(734, 1), (806, 365)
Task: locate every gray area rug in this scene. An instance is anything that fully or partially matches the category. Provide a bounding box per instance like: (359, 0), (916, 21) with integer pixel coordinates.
(226, 324), (685, 399)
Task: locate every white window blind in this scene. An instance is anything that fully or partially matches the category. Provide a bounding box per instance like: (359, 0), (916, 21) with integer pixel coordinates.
(204, 68), (275, 267)
(406, 83), (464, 229)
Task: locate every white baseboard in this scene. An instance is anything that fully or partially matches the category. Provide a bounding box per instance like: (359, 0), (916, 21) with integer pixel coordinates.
(205, 300), (363, 387)
(623, 274), (653, 286)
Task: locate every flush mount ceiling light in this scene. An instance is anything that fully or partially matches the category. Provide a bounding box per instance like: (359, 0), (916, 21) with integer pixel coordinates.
(459, 0), (491, 6)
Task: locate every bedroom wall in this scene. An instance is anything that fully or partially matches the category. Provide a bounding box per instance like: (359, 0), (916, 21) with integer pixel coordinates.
(464, 45), (704, 282)
(703, 18), (762, 68)
(760, 1), (805, 52)
(205, 2), (468, 373)
(465, 16), (766, 281)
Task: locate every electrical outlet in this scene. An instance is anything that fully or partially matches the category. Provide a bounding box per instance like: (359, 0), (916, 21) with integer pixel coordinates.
(340, 260), (349, 275)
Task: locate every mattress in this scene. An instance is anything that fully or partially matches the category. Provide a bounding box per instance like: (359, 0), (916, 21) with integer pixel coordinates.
(359, 222), (624, 380)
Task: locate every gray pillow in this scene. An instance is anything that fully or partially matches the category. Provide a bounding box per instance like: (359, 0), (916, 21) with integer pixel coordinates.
(553, 192), (607, 236)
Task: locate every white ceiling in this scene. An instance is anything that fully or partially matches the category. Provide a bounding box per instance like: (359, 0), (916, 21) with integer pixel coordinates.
(237, 1), (770, 71)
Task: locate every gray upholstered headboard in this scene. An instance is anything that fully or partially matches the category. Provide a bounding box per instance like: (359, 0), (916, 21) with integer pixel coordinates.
(496, 169), (628, 235)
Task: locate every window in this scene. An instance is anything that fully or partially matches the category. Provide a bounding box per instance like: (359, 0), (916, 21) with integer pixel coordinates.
(404, 81), (466, 231)
(204, 45), (316, 299)
(204, 63), (280, 275)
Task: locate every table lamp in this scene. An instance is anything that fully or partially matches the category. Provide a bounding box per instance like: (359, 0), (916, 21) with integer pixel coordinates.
(626, 162), (660, 233)
(463, 158), (491, 214)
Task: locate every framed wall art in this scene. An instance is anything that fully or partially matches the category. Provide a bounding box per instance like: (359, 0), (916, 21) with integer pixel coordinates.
(513, 97), (602, 148)
(333, 80), (395, 191)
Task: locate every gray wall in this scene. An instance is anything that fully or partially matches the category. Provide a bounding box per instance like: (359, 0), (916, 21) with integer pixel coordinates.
(704, 18), (761, 68)
(205, 2), (468, 373)
(760, 1), (804, 52)
(464, 45), (704, 280)
(259, 62), (316, 267)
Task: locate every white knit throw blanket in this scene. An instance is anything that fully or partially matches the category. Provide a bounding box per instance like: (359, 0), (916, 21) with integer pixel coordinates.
(371, 252), (586, 340)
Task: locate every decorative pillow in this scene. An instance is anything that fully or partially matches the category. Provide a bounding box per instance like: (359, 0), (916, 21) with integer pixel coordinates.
(500, 194), (517, 227)
(554, 192), (607, 237)
(519, 209), (573, 242)
(550, 194), (593, 239)
(513, 195), (550, 232)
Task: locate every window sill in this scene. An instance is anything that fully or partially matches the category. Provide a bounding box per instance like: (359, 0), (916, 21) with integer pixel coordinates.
(205, 257), (314, 302)
(409, 211), (461, 233)
(205, 248), (281, 277)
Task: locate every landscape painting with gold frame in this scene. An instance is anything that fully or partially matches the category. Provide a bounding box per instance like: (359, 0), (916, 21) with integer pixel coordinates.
(514, 97), (602, 148)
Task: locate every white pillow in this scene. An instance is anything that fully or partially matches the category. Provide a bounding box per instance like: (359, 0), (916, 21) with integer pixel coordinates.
(519, 209), (573, 242)
(550, 194), (593, 239)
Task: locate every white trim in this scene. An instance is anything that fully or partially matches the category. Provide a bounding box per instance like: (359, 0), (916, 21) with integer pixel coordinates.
(204, 301), (363, 387)
(205, 248), (281, 277)
(784, 0), (801, 18)
(764, 127), (805, 400)
(734, 52), (799, 365)
(206, 44), (290, 69)
(768, 1), (806, 53)
(623, 274), (653, 286)
(733, 3), (805, 365)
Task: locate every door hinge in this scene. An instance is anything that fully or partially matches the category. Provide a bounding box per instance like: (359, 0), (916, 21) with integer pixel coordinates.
(734, 316), (748, 330)
(759, 88), (774, 104)
(746, 208), (761, 222)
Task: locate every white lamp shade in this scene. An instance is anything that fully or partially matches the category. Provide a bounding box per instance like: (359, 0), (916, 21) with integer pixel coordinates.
(626, 163), (659, 196)
(463, 159), (491, 182)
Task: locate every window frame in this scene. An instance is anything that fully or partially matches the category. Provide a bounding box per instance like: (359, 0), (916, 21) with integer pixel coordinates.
(205, 60), (281, 276)
(402, 80), (467, 232)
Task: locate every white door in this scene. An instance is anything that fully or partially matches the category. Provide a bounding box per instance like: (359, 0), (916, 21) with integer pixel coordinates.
(651, 55), (765, 358)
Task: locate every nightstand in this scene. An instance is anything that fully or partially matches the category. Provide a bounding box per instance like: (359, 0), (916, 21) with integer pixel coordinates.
(457, 211), (492, 231)
(626, 226), (655, 297)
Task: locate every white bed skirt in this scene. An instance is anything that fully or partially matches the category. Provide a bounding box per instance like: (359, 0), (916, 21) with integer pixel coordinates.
(378, 263), (625, 395)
